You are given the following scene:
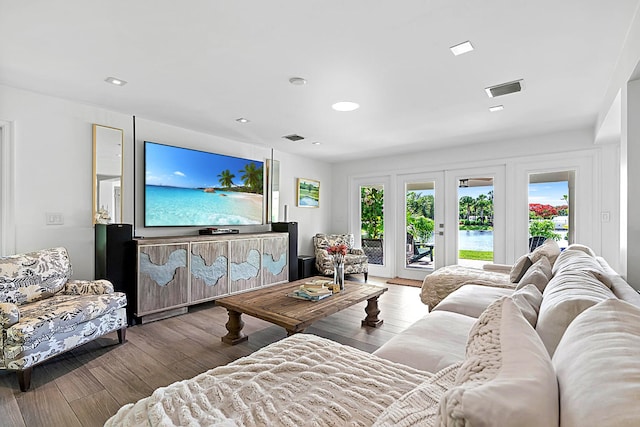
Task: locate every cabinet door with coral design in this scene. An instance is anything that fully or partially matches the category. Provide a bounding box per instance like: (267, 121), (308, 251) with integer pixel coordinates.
(191, 241), (229, 302)
(229, 238), (262, 293)
(137, 243), (189, 316)
(262, 234), (288, 285)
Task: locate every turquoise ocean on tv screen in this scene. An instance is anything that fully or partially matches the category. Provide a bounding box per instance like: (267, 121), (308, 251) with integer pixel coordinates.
(145, 185), (263, 226)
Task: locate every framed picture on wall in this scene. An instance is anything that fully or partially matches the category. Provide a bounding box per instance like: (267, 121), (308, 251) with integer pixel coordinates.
(297, 178), (320, 207)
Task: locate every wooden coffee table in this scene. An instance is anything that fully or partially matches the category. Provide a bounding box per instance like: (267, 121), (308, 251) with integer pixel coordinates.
(216, 277), (388, 344)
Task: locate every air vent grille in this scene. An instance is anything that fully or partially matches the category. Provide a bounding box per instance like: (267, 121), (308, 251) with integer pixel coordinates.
(283, 134), (305, 141)
(485, 79), (524, 98)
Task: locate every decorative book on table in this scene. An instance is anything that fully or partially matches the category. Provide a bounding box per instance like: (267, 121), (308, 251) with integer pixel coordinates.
(288, 281), (334, 301)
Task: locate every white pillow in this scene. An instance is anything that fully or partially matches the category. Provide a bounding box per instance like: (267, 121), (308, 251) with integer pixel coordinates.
(565, 243), (596, 257)
(511, 284), (543, 327)
(515, 257), (552, 293)
(553, 299), (640, 427)
(436, 297), (558, 427)
(509, 254), (532, 283)
(551, 248), (605, 278)
(536, 270), (615, 356)
(529, 239), (561, 266)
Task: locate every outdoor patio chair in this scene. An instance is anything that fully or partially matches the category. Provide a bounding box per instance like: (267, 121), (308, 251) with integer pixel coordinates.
(407, 233), (433, 264)
(528, 236), (547, 252)
(362, 238), (383, 265)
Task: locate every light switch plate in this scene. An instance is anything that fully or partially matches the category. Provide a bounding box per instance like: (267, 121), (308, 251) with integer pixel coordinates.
(45, 212), (64, 225)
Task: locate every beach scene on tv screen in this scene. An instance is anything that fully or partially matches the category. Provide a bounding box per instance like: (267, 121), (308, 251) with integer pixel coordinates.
(145, 142), (264, 226)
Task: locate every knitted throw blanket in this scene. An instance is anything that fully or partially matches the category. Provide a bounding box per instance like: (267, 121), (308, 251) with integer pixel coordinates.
(105, 334), (433, 427)
(420, 265), (513, 309)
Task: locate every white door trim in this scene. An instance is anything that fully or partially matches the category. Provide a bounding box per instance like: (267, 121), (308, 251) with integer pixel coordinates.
(0, 120), (16, 255)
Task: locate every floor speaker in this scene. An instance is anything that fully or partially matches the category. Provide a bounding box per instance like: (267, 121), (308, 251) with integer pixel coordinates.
(95, 224), (134, 321)
(271, 222), (298, 281)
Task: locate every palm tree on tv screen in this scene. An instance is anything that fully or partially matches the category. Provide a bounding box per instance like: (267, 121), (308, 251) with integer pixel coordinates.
(218, 170), (235, 188)
(240, 163), (263, 194)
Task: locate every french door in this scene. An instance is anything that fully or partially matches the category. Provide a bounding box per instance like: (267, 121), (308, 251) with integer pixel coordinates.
(351, 176), (393, 278)
(397, 172), (445, 280)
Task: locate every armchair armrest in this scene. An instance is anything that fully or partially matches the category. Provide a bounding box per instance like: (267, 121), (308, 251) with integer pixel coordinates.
(482, 263), (512, 274)
(349, 248), (365, 256)
(0, 302), (20, 328)
(62, 279), (114, 295)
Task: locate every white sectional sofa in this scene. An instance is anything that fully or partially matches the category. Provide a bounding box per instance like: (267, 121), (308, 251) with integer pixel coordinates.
(106, 241), (640, 426)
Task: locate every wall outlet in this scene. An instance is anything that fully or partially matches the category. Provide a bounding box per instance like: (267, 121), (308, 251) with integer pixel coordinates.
(600, 211), (610, 223)
(45, 212), (64, 225)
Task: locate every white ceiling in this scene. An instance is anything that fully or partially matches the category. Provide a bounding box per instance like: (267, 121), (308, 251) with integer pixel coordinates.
(1, 0), (638, 163)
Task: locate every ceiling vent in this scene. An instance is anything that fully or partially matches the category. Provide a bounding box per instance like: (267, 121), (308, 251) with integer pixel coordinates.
(485, 79), (524, 98)
(282, 134), (305, 141)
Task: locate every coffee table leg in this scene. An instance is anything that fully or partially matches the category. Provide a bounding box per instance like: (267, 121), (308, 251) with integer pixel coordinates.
(221, 309), (248, 345)
(286, 328), (305, 336)
(362, 296), (384, 327)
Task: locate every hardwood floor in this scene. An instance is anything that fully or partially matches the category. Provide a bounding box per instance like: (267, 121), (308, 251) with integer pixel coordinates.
(0, 278), (427, 427)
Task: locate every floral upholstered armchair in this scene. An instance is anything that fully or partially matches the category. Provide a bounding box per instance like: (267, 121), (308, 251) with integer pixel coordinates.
(0, 247), (127, 391)
(313, 233), (369, 281)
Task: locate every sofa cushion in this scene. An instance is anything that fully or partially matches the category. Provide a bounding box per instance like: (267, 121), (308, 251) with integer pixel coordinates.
(515, 256), (552, 292)
(552, 299), (640, 427)
(5, 292), (127, 347)
(551, 248), (607, 280)
(536, 270), (615, 356)
(511, 284), (543, 327)
(432, 285), (513, 318)
(373, 311), (475, 373)
(565, 243), (596, 257)
(0, 247), (72, 305)
(596, 257), (640, 306)
(529, 238), (561, 266)
(437, 297), (558, 427)
(509, 254), (532, 283)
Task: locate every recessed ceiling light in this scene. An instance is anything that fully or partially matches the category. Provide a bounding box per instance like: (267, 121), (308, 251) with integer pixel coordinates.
(105, 77), (127, 86)
(236, 118), (250, 123)
(489, 105), (504, 112)
(312, 141), (321, 145)
(289, 77), (307, 86)
(450, 41), (474, 56)
(332, 101), (360, 112)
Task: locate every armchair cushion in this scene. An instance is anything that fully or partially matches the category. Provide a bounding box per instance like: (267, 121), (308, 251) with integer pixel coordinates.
(0, 302), (20, 328)
(62, 279), (114, 295)
(5, 292), (127, 349)
(0, 247), (72, 305)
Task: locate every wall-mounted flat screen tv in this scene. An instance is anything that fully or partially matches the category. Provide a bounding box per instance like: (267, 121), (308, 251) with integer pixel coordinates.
(144, 141), (264, 227)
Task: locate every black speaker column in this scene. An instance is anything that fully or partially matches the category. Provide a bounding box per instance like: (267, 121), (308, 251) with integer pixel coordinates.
(271, 222), (298, 281)
(95, 223), (135, 323)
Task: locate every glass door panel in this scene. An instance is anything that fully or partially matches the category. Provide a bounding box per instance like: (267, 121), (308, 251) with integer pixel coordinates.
(405, 182), (435, 270)
(399, 172), (444, 280)
(352, 176), (392, 278)
(528, 171), (574, 250)
(457, 177), (494, 267)
(360, 185), (384, 265)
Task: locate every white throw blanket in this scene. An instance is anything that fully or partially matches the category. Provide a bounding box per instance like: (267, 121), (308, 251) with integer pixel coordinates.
(420, 265), (513, 309)
(105, 334), (433, 427)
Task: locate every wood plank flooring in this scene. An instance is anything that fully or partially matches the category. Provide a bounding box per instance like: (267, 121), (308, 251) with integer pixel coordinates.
(0, 278), (427, 427)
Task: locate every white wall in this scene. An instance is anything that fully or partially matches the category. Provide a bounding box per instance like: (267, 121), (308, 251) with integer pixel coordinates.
(0, 85), (132, 278)
(332, 128), (622, 275)
(0, 85), (333, 277)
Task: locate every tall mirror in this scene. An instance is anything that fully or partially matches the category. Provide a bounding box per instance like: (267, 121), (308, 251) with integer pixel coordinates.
(92, 124), (123, 225)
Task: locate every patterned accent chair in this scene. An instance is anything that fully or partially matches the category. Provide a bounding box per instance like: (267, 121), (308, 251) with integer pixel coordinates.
(0, 247), (127, 391)
(313, 233), (369, 281)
